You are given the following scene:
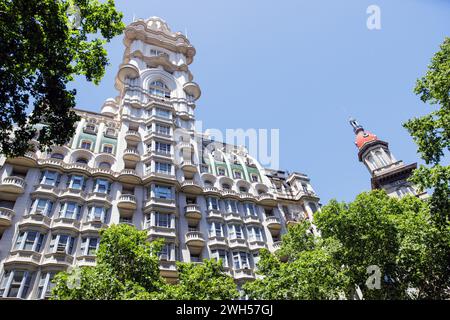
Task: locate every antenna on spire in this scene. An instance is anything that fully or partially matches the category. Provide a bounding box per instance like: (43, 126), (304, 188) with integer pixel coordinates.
(349, 117), (364, 134)
(185, 27), (189, 39)
(132, 14), (136, 22)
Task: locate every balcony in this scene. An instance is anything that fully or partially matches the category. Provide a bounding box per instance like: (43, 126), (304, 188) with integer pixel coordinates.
(144, 197), (176, 213)
(273, 241), (282, 252)
(203, 186), (222, 197)
(124, 130), (141, 142)
(184, 204), (202, 225)
(180, 160), (197, 174)
(0, 208), (15, 228)
(76, 255), (97, 267)
(233, 268), (255, 281)
(59, 188), (87, 201)
(266, 216), (282, 235)
(257, 193), (277, 206)
(32, 184), (59, 199)
(4, 250), (42, 267)
(206, 209), (224, 221)
(42, 252), (74, 267)
(239, 192), (256, 201)
(147, 225), (177, 239)
(224, 212), (242, 223)
(19, 214), (51, 230)
(227, 238), (248, 250)
(117, 194), (137, 211)
(0, 176), (25, 195)
(81, 220), (106, 234)
(118, 169), (140, 184)
(87, 192), (112, 205)
(159, 260), (178, 282)
(248, 239), (267, 251)
(10, 151), (38, 167)
(123, 148), (140, 162)
(52, 217), (81, 232)
(221, 190), (240, 200)
(208, 236), (228, 249)
(243, 215), (262, 225)
(185, 231), (205, 255)
(176, 141), (192, 151)
(180, 180), (202, 194)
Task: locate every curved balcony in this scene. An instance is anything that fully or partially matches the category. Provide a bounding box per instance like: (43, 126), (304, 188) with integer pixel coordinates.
(239, 192), (257, 202)
(185, 231), (205, 255)
(144, 197), (176, 213)
(125, 130), (141, 142)
(257, 193), (277, 206)
(243, 215), (262, 225)
(59, 188), (87, 201)
(180, 160), (197, 174)
(76, 255), (97, 267)
(183, 81), (201, 101)
(224, 212), (242, 223)
(203, 186), (222, 197)
(273, 241), (282, 252)
(18, 214), (51, 230)
(206, 209), (224, 221)
(266, 216), (282, 235)
(117, 63), (139, 84)
(248, 239), (267, 251)
(42, 252), (74, 267)
(10, 151), (38, 167)
(86, 192), (112, 205)
(4, 250), (42, 267)
(32, 184), (59, 200)
(81, 220), (106, 234)
(221, 190), (240, 200)
(123, 148), (140, 162)
(233, 268), (255, 281)
(118, 169), (141, 184)
(0, 176), (25, 195)
(101, 98), (119, 117)
(227, 238), (248, 250)
(147, 225), (177, 240)
(117, 194), (137, 211)
(176, 141), (192, 151)
(52, 217), (81, 232)
(0, 208), (15, 228)
(208, 236), (228, 249)
(178, 110), (194, 121)
(180, 180), (202, 194)
(160, 260), (178, 282)
(184, 204), (202, 225)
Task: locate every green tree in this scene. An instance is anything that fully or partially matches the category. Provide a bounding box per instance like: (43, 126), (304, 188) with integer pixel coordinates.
(403, 37), (450, 227)
(164, 259), (239, 300)
(51, 224), (166, 300)
(315, 190), (450, 299)
(243, 221), (351, 300)
(0, 0), (124, 157)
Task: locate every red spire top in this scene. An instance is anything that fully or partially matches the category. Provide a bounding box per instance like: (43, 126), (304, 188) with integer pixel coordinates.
(349, 118), (378, 149)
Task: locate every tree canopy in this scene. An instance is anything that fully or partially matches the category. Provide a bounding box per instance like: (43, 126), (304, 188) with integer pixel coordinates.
(0, 0), (124, 157)
(403, 37), (450, 227)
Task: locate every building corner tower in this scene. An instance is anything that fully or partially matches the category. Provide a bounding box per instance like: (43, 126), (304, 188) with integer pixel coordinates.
(349, 118), (426, 198)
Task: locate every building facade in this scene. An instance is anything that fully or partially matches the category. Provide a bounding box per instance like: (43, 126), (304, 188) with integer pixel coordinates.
(0, 17), (321, 299)
(349, 118), (426, 198)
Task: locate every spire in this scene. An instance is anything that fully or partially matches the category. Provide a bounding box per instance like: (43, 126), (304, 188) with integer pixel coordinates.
(349, 117), (364, 134)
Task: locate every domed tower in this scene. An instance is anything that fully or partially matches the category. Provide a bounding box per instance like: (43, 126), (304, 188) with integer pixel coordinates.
(349, 118), (425, 198)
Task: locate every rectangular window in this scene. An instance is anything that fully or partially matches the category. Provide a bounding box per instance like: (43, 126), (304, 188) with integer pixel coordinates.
(217, 167), (226, 176)
(156, 162), (171, 174)
(41, 171), (59, 186)
(35, 199), (53, 216)
(68, 175), (84, 190)
(155, 124), (170, 135)
(212, 250), (228, 267)
(251, 174), (259, 182)
(154, 185), (172, 199)
(102, 145), (113, 154)
(155, 141), (171, 154)
(207, 197), (219, 210)
(155, 108), (170, 119)
(37, 272), (55, 299)
(95, 179), (110, 194)
(50, 235), (75, 254)
(155, 212), (170, 228)
(234, 171), (242, 179)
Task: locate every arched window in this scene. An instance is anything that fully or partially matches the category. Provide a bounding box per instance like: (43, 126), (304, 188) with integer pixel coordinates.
(76, 158), (88, 165)
(222, 183), (231, 190)
(149, 80), (170, 98)
(51, 153), (64, 160)
(99, 162), (111, 170)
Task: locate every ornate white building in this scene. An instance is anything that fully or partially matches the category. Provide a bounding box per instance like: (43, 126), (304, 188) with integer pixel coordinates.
(349, 118), (426, 198)
(0, 17), (321, 299)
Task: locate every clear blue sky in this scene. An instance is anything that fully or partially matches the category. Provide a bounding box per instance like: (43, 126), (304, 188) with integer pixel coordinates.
(72, 0), (450, 204)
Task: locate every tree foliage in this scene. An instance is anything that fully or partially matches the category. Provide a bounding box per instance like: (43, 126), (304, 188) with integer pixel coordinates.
(315, 190), (450, 299)
(163, 259), (239, 300)
(243, 221), (351, 300)
(403, 37), (450, 227)
(51, 224), (166, 300)
(0, 0), (124, 157)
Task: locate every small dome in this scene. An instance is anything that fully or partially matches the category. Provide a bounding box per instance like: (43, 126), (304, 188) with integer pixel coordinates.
(355, 130), (378, 149)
